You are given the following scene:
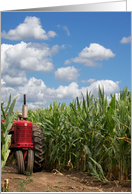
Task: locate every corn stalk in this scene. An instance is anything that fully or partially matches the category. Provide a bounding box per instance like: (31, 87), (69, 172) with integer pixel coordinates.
(1, 94), (17, 171)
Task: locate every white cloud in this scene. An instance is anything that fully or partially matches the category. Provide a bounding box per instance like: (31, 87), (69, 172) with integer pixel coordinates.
(1, 42), (58, 87)
(61, 45), (66, 49)
(1, 79), (6, 85)
(1, 84), (19, 104)
(55, 66), (80, 82)
(81, 79), (96, 83)
(3, 75), (28, 87)
(1, 77), (120, 111)
(1, 16), (57, 40)
(56, 82), (79, 99)
(80, 79), (119, 97)
(51, 45), (59, 55)
(120, 36), (131, 44)
(28, 101), (47, 110)
(63, 26), (70, 36)
(65, 43), (115, 67)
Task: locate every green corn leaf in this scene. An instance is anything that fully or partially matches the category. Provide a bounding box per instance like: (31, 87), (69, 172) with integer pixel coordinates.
(1, 103), (6, 120)
(1, 152), (4, 161)
(88, 161), (94, 171)
(5, 94), (11, 114)
(4, 114), (16, 137)
(1, 149), (11, 171)
(7, 96), (17, 118)
(1, 133), (5, 145)
(1, 121), (6, 133)
(89, 157), (108, 182)
(84, 145), (92, 157)
(99, 146), (112, 163)
(2, 135), (11, 154)
(76, 96), (81, 111)
(1, 94), (17, 171)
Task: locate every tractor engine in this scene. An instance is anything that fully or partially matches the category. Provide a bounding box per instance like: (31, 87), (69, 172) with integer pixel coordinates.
(9, 120), (33, 149)
(9, 95), (33, 150)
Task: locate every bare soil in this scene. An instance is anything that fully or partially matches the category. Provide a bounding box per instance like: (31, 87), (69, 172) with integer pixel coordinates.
(1, 163), (131, 192)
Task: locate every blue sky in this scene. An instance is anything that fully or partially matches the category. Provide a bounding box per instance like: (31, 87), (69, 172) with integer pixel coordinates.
(1, 12), (131, 110)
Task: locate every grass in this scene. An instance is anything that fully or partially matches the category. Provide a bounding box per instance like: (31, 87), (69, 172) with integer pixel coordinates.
(2, 171), (8, 174)
(16, 173), (34, 192)
(4, 187), (9, 192)
(54, 187), (59, 192)
(17, 179), (27, 192)
(45, 187), (50, 192)
(58, 181), (70, 184)
(28, 178), (34, 182)
(2, 172), (34, 192)
(25, 171), (31, 176)
(58, 181), (63, 184)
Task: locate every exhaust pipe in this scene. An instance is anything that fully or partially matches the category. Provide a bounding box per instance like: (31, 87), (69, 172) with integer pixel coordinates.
(22, 94), (28, 119)
(24, 94), (26, 105)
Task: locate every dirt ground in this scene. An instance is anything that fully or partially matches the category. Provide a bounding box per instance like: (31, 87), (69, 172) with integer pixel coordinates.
(1, 163), (131, 192)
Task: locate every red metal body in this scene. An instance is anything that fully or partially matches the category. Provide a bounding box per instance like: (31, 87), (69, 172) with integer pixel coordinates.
(1, 119), (34, 164)
(9, 120), (33, 149)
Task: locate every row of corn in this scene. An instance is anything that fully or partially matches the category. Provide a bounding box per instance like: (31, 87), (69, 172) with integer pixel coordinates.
(16, 86), (131, 181)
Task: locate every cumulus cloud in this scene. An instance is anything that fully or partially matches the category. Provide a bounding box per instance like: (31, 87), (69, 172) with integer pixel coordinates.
(81, 79), (96, 83)
(55, 66), (80, 82)
(56, 82), (79, 99)
(3, 75), (28, 87)
(1, 79), (6, 85)
(1, 16), (57, 40)
(28, 101), (47, 110)
(120, 36), (131, 44)
(51, 45), (59, 55)
(1, 83), (20, 105)
(65, 43), (115, 67)
(1, 42), (58, 85)
(1, 77), (120, 111)
(80, 79), (119, 98)
(1, 42), (62, 89)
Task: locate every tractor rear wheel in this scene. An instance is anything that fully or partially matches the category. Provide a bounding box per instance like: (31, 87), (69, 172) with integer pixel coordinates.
(16, 150), (25, 174)
(26, 150), (34, 174)
(32, 124), (45, 172)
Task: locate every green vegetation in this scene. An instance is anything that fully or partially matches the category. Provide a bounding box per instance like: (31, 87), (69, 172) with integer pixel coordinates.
(17, 179), (27, 192)
(1, 94), (17, 171)
(54, 187), (59, 192)
(45, 187), (50, 192)
(27, 86), (131, 181)
(1, 87), (131, 183)
(16, 175), (34, 192)
(25, 171), (31, 176)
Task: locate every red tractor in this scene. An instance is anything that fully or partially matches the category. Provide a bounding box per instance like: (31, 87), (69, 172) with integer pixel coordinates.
(1, 94), (45, 174)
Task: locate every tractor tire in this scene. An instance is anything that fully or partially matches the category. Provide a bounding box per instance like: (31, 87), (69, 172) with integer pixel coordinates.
(26, 150), (34, 174)
(16, 150), (25, 174)
(32, 124), (45, 172)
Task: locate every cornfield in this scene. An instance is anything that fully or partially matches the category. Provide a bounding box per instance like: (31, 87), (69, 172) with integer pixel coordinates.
(26, 86), (131, 181)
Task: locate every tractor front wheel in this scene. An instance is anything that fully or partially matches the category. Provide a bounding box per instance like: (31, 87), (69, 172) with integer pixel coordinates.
(32, 124), (45, 172)
(16, 150), (25, 174)
(26, 150), (34, 174)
